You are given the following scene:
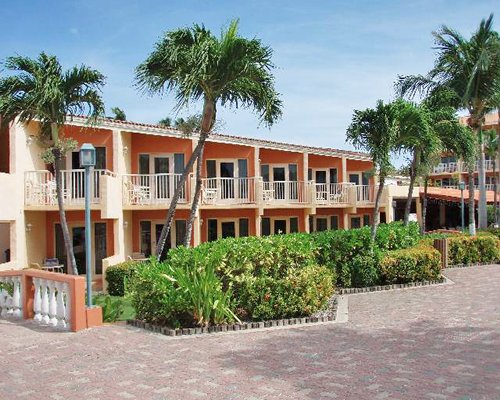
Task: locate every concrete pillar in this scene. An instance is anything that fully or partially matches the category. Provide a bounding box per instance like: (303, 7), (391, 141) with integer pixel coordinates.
(255, 209), (261, 237)
(343, 212), (349, 230)
(304, 209), (311, 233)
(303, 152), (308, 182)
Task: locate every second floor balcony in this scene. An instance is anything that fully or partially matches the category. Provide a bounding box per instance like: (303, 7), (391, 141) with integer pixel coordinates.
(25, 169), (114, 207)
(123, 173), (188, 206)
(433, 162), (460, 174)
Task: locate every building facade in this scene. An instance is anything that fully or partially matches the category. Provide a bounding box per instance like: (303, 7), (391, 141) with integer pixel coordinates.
(0, 117), (400, 285)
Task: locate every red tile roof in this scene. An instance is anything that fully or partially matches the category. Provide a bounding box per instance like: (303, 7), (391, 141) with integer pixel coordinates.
(421, 187), (496, 204)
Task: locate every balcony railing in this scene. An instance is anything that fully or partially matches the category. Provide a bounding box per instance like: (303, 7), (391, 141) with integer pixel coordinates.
(355, 185), (376, 203)
(261, 181), (309, 204)
(201, 177), (257, 205)
(25, 169), (112, 206)
(314, 183), (352, 205)
(432, 162), (459, 174)
(123, 173), (187, 205)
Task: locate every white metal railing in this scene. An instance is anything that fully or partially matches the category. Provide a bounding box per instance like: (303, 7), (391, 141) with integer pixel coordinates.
(25, 169), (112, 206)
(483, 160), (495, 171)
(355, 185), (375, 203)
(440, 184), (495, 191)
(123, 173), (186, 205)
(201, 177), (257, 205)
(0, 276), (22, 318)
(432, 162), (459, 174)
(261, 181), (309, 204)
(314, 183), (351, 204)
(32, 277), (70, 330)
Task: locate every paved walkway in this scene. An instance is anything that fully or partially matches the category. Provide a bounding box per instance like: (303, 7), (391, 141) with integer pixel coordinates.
(1, 265), (499, 400)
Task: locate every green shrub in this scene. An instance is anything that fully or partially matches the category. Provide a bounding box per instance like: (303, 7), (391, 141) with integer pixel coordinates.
(448, 235), (500, 265)
(312, 222), (421, 287)
(483, 227), (500, 240)
(379, 245), (441, 284)
(105, 261), (138, 296)
(94, 295), (124, 323)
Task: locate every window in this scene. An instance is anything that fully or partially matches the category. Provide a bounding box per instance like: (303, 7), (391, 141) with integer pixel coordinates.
(290, 217), (299, 233)
(221, 221), (236, 239)
(274, 219), (287, 234)
(316, 217), (328, 232)
(208, 219), (218, 242)
(350, 217), (361, 229)
(175, 220), (186, 247)
(140, 221), (152, 256)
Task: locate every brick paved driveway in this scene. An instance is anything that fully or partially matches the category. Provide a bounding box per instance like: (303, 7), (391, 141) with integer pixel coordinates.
(1, 265), (499, 400)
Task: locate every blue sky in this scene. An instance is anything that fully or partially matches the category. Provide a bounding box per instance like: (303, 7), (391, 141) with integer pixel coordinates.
(0, 0), (497, 156)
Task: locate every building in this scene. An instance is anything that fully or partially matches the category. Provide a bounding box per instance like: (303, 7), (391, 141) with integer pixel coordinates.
(424, 110), (499, 230)
(0, 117), (408, 285)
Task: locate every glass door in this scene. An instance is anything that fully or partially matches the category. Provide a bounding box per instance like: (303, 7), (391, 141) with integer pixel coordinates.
(72, 226), (86, 275)
(155, 224), (171, 260)
(273, 167), (286, 200)
(94, 223), (107, 275)
(274, 219), (287, 234)
(220, 162), (235, 199)
(154, 156), (170, 200)
(221, 221), (236, 239)
(315, 170), (327, 201)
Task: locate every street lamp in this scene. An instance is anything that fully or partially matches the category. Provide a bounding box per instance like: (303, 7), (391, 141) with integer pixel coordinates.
(459, 181), (466, 232)
(80, 143), (95, 307)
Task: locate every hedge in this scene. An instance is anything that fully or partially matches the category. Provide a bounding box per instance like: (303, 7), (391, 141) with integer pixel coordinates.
(379, 245), (441, 284)
(447, 235), (500, 265)
(105, 261), (138, 296)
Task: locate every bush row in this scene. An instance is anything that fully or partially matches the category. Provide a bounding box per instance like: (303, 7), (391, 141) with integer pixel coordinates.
(447, 235), (500, 265)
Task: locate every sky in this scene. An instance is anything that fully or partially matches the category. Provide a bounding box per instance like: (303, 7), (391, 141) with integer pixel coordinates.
(0, 0), (497, 160)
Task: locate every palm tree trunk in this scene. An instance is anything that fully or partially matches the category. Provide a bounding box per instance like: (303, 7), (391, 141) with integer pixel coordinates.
(371, 177), (385, 242)
(467, 168), (476, 235)
(50, 123), (78, 275)
(477, 126), (488, 229)
(404, 151), (419, 226)
(183, 99), (215, 247)
(421, 176), (429, 234)
(493, 161), (498, 225)
(155, 140), (203, 259)
(183, 135), (207, 247)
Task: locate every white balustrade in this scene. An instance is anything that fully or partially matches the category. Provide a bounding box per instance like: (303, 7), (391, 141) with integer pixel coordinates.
(32, 278), (71, 330)
(201, 177), (257, 205)
(432, 162), (460, 174)
(261, 181), (309, 204)
(0, 276), (23, 319)
(355, 185), (375, 203)
(25, 169), (112, 206)
(123, 173), (186, 205)
(314, 183), (351, 205)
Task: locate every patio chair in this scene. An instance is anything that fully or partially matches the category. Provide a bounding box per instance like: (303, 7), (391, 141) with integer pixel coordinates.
(202, 187), (219, 204)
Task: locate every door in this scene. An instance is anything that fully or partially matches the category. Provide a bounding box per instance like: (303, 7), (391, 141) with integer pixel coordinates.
(72, 226), (86, 275)
(349, 174), (360, 185)
(220, 162), (235, 199)
(274, 219), (287, 234)
(315, 170), (327, 201)
(94, 223), (107, 275)
(155, 224), (171, 260)
(273, 167), (286, 199)
(154, 156), (170, 199)
(71, 147), (106, 199)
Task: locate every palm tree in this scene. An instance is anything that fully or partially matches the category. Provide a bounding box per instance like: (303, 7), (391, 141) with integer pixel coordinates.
(346, 100), (400, 241)
(0, 53), (105, 274)
(111, 107), (126, 121)
(397, 14), (500, 230)
(136, 19), (282, 257)
(394, 100), (439, 225)
(158, 117), (172, 127)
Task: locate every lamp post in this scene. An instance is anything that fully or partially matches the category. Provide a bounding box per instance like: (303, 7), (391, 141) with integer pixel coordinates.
(80, 143), (96, 307)
(459, 181), (466, 232)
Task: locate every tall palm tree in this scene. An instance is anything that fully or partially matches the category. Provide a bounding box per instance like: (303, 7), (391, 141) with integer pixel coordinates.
(136, 19), (282, 257)
(0, 53), (105, 274)
(397, 14), (500, 230)
(346, 100), (401, 241)
(111, 107), (126, 121)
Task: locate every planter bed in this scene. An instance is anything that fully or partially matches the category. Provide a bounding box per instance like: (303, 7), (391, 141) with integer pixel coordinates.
(446, 262), (499, 269)
(127, 297), (338, 337)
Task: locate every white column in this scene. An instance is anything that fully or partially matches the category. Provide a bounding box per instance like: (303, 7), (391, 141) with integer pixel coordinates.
(341, 157), (347, 182)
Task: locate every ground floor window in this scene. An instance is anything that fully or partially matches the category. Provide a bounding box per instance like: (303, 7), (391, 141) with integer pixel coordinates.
(140, 219), (187, 258)
(349, 214), (370, 229)
(309, 215), (339, 232)
(261, 216), (299, 235)
(207, 218), (250, 242)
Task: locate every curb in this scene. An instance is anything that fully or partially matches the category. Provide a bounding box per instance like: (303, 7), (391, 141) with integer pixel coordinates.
(127, 300), (338, 338)
(338, 277), (447, 295)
